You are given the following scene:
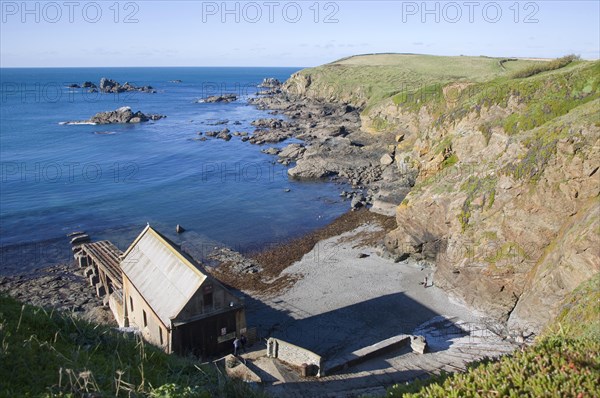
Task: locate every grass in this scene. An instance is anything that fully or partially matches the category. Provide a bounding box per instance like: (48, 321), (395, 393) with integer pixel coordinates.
(289, 54), (548, 110)
(0, 295), (265, 398)
(385, 275), (600, 398)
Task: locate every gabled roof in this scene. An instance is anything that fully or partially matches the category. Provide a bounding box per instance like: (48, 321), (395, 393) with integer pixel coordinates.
(120, 225), (208, 326)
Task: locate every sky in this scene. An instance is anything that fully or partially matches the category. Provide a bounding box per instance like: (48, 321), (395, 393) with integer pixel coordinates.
(0, 0), (599, 67)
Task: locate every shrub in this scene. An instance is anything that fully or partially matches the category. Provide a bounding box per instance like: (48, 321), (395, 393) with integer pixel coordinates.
(511, 55), (579, 79)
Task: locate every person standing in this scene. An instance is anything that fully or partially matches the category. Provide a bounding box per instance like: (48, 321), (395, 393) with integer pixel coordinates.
(233, 337), (241, 356)
(241, 334), (247, 353)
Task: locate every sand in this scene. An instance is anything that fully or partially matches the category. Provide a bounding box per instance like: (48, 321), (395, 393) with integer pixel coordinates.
(236, 221), (518, 396)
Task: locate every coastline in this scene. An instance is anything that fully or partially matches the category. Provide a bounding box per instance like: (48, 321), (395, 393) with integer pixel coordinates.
(0, 262), (114, 325)
(0, 80), (424, 331)
(0, 209), (393, 321)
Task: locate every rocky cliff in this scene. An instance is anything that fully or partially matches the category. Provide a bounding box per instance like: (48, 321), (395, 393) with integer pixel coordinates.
(282, 55), (600, 332)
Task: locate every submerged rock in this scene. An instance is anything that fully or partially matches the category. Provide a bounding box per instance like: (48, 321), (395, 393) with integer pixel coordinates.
(198, 94), (238, 103)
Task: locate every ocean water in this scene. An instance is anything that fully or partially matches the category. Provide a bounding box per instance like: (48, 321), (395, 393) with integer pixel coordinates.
(0, 67), (349, 272)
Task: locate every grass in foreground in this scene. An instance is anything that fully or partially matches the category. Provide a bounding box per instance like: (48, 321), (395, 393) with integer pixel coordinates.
(384, 275), (600, 398)
(0, 295), (265, 398)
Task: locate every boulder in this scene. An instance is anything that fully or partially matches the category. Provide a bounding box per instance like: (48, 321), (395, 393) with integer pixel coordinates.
(216, 129), (232, 141)
(410, 335), (427, 354)
(380, 153), (394, 166)
(350, 194), (365, 210)
(261, 147), (280, 155)
(278, 143), (305, 160)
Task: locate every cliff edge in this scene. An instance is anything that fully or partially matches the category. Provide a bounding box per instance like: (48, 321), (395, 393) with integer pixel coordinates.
(283, 54), (600, 332)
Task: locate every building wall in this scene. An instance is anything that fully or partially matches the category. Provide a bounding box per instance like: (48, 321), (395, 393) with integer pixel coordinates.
(108, 290), (125, 328)
(123, 277), (169, 351)
(176, 279), (243, 321)
(171, 307), (245, 357)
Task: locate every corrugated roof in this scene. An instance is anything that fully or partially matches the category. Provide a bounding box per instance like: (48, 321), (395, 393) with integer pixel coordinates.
(120, 225), (207, 326)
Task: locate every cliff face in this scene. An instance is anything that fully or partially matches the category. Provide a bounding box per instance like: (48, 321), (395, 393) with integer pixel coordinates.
(283, 56), (600, 332)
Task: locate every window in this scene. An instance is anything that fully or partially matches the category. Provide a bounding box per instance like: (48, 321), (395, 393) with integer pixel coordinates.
(129, 296), (134, 311)
(203, 292), (213, 308)
(143, 310), (147, 327)
(159, 327), (163, 345)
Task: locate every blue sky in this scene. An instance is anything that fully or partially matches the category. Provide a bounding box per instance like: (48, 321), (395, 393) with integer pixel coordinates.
(1, 1), (598, 67)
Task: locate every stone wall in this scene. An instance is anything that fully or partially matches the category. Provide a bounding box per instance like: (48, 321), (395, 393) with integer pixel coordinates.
(267, 338), (323, 377)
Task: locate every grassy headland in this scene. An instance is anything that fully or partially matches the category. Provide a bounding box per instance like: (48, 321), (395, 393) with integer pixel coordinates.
(284, 53), (550, 110)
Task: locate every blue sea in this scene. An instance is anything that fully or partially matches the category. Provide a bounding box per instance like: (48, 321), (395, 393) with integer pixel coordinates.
(0, 67), (349, 273)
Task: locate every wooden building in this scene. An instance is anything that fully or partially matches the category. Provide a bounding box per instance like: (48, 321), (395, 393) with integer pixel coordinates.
(81, 225), (246, 358)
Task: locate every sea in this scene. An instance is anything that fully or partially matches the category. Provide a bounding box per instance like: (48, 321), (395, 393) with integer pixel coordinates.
(0, 67), (349, 274)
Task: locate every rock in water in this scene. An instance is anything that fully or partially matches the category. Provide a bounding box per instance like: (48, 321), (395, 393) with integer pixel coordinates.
(261, 147), (281, 155)
(258, 77), (282, 88)
(99, 77), (119, 93)
(64, 107), (166, 125)
(198, 94), (238, 103)
(350, 194), (365, 210)
(216, 129), (232, 141)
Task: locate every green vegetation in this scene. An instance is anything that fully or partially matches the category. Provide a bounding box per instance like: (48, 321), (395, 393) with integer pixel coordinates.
(484, 242), (529, 268)
(440, 154), (458, 169)
(386, 275), (600, 398)
(293, 54), (548, 110)
(458, 175), (497, 232)
(0, 295), (263, 398)
(506, 98), (600, 182)
(510, 55), (579, 79)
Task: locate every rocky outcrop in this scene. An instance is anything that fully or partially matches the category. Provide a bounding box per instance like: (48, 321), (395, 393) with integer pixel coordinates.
(259, 77), (282, 88)
(63, 106), (165, 125)
(204, 128), (232, 140)
(378, 69), (600, 326)
(99, 78), (155, 94)
(0, 263), (114, 325)
(507, 199), (600, 331)
(198, 94), (237, 103)
(273, 58), (600, 332)
(258, 78), (283, 95)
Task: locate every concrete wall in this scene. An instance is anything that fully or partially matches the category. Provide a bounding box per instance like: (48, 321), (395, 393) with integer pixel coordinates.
(267, 338), (323, 377)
